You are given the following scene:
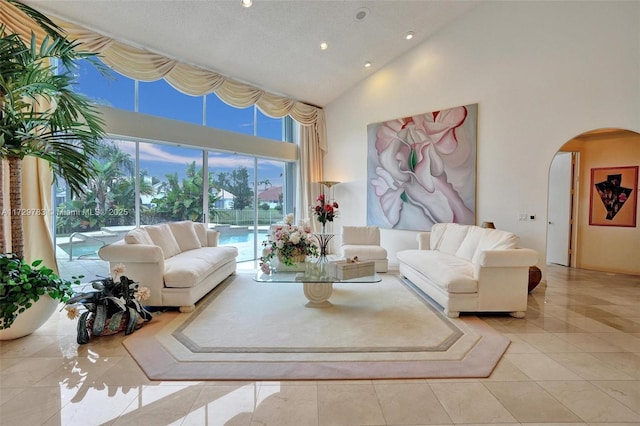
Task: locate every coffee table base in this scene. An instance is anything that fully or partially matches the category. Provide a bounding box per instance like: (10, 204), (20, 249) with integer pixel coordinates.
(302, 282), (333, 308)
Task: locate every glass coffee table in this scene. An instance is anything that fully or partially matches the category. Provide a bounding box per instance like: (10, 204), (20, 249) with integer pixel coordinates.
(253, 262), (381, 308)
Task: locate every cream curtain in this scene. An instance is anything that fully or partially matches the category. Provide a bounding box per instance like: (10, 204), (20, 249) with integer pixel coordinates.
(0, 4), (58, 270)
(1, 0), (327, 259)
(0, 2), (327, 126)
(299, 123), (326, 231)
(21, 157), (58, 271)
(0, 157), (58, 273)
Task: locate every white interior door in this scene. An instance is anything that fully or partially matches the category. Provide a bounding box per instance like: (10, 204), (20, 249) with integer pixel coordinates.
(547, 152), (573, 266)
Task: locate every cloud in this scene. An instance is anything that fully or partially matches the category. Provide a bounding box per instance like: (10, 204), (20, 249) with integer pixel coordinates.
(207, 153), (253, 169)
(113, 141), (201, 165)
(111, 139), (285, 170)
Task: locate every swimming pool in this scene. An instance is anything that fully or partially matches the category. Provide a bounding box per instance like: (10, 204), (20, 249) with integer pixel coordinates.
(58, 230), (269, 262)
(62, 242), (106, 258)
(219, 231), (269, 261)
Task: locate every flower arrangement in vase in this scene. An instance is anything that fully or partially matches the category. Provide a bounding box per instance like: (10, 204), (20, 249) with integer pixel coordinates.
(260, 213), (319, 272)
(65, 264), (152, 344)
(312, 193), (339, 233)
(312, 183), (340, 260)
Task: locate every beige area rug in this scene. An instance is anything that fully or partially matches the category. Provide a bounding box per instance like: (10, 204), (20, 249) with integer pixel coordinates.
(123, 273), (509, 380)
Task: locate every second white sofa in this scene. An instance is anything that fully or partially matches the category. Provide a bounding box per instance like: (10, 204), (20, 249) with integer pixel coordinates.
(99, 221), (238, 312)
(397, 223), (538, 318)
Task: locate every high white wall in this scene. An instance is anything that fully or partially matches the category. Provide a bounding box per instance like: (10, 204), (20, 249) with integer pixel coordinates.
(324, 1), (640, 272)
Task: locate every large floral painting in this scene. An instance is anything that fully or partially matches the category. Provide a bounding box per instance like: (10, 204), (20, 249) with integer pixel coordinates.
(367, 104), (477, 231)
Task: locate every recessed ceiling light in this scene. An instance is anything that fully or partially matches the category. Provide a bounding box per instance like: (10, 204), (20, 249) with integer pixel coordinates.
(405, 31), (415, 40)
(320, 42), (328, 51)
(354, 7), (369, 22)
(241, 0), (252, 8)
(364, 61), (372, 68)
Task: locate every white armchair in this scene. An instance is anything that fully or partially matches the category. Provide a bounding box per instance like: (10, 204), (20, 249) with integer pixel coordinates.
(340, 226), (388, 272)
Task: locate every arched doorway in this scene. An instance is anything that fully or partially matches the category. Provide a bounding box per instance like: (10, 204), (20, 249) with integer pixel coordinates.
(546, 128), (640, 275)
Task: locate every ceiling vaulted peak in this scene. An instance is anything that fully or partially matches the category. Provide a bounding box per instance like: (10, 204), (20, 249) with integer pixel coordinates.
(23, 0), (477, 106)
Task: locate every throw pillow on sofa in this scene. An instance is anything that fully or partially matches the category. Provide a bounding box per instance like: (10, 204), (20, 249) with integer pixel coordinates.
(124, 227), (154, 245)
(193, 223), (209, 247)
(145, 223), (182, 259)
(169, 221), (202, 252)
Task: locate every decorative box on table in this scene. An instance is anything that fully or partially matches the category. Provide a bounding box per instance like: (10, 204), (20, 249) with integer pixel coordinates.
(333, 260), (375, 280)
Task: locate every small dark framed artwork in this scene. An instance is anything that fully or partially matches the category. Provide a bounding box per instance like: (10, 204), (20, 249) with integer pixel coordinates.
(589, 165), (638, 227)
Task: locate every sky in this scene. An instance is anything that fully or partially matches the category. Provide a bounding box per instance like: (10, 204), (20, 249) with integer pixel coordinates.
(112, 140), (285, 189)
(74, 59), (286, 190)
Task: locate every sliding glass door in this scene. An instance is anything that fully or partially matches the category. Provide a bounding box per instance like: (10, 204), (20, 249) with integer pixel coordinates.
(55, 139), (292, 263)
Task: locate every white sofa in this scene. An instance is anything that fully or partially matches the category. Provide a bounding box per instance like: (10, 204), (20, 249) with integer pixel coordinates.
(99, 221), (238, 312)
(397, 223), (538, 318)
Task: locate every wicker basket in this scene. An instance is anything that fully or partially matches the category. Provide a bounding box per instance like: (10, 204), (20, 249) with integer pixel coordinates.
(276, 252), (307, 271)
(278, 252), (307, 264)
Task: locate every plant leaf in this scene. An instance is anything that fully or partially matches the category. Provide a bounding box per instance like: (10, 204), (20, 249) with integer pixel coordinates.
(76, 311), (90, 344)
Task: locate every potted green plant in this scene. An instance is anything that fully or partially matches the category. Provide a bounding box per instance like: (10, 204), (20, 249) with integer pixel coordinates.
(0, 1), (107, 337)
(0, 253), (78, 339)
(0, 0), (107, 258)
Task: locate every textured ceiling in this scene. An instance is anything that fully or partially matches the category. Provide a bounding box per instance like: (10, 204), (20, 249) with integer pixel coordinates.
(24, 0), (477, 107)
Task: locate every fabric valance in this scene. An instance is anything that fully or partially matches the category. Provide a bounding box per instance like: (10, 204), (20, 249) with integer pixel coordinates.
(0, 1), (327, 151)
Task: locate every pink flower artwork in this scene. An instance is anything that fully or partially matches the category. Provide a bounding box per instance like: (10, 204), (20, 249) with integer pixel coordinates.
(367, 104), (477, 230)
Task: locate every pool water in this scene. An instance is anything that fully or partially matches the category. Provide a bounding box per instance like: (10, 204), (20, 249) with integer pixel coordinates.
(221, 231), (269, 261)
(220, 232), (267, 245)
(68, 244), (106, 258)
(60, 231), (269, 261)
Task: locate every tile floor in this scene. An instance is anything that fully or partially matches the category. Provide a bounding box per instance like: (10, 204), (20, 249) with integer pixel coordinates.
(1, 263), (639, 425)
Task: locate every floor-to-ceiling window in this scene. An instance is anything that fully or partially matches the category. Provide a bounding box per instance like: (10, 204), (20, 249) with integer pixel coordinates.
(55, 60), (295, 265)
(54, 138), (138, 261)
(138, 142), (205, 224)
